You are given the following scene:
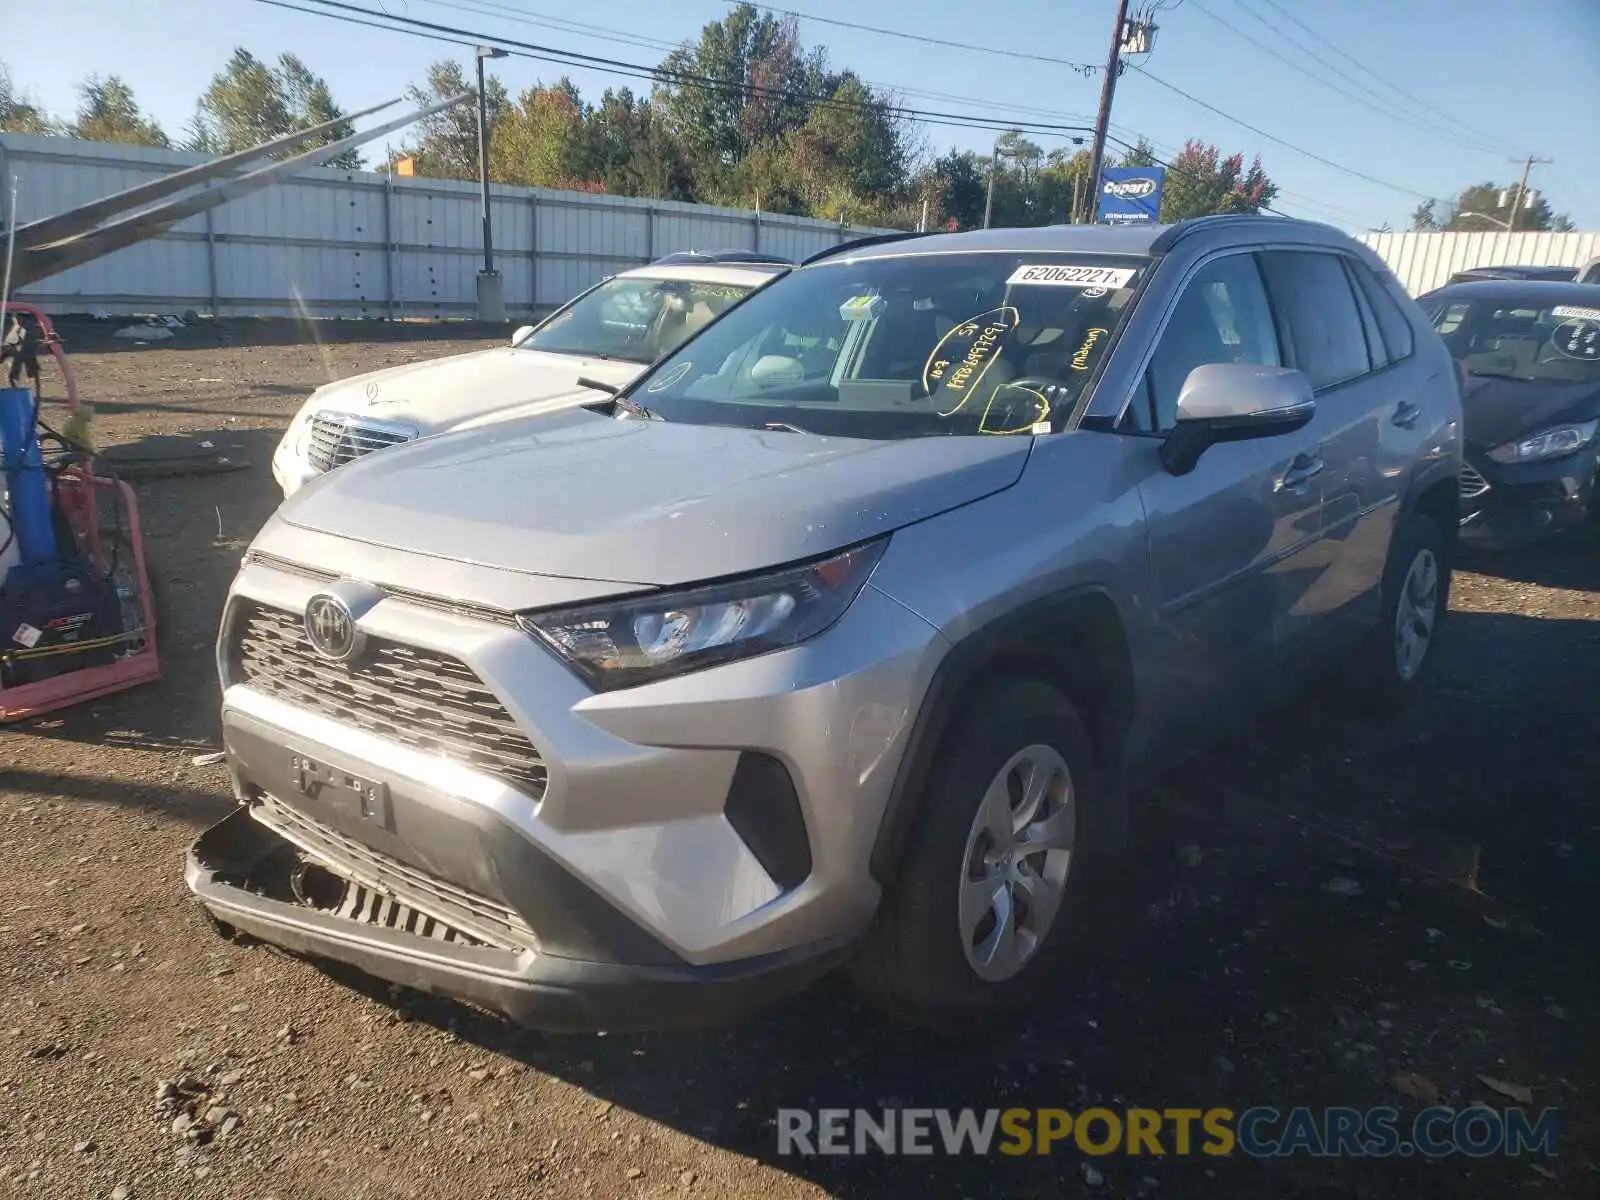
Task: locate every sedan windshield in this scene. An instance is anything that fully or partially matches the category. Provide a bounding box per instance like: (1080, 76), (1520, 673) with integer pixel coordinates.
(623, 252), (1147, 438)
(1429, 295), (1600, 384)
(517, 276), (758, 364)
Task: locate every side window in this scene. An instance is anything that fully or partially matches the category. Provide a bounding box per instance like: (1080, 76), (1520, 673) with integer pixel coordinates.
(1432, 302), (1471, 336)
(1350, 260), (1415, 361)
(1343, 259), (1388, 370)
(1260, 251), (1372, 391)
(1126, 253), (1281, 433)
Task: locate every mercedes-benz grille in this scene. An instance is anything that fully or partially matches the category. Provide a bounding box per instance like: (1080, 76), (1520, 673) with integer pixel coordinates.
(307, 412), (416, 473)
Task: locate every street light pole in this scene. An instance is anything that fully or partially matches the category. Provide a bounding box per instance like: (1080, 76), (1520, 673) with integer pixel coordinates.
(983, 137), (1001, 229)
(474, 45), (508, 322)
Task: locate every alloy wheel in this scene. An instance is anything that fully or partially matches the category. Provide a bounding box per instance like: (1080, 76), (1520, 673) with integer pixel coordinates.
(958, 744), (1076, 982)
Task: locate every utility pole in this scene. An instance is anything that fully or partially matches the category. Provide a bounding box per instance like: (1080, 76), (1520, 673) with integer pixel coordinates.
(983, 136), (1005, 229)
(1085, 0), (1132, 226)
(1506, 154), (1552, 232)
(474, 45), (508, 322)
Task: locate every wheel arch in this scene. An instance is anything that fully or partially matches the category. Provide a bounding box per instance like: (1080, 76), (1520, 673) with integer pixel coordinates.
(870, 585), (1137, 886)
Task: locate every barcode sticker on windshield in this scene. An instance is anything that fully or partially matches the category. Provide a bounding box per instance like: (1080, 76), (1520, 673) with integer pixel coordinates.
(1552, 305), (1600, 323)
(1007, 264), (1138, 289)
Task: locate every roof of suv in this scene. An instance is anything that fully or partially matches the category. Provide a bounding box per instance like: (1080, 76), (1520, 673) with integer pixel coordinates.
(807, 215), (1346, 265)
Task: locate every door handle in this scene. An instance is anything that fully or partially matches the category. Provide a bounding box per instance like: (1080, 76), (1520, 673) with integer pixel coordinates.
(1392, 401), (1423, 429)
(1277, 454), (1325, 492)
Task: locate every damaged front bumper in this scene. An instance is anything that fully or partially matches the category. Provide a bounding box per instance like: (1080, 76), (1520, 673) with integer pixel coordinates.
(186, 804), (850, 1033)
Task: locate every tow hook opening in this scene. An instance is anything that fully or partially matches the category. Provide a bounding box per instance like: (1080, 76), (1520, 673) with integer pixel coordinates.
(290, 859), (348, 912)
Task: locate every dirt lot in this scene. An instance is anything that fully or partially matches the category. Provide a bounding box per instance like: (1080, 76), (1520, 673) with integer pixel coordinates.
(2, 318), (1597, 1200)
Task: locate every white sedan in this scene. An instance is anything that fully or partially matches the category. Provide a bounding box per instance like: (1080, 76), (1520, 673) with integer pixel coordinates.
(271, 254), (790, 497)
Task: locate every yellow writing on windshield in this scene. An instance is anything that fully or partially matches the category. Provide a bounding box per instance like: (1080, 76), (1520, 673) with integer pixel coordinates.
(1072, 327), (1109, 371)
(979, 383), (1051, 435)
(923, 306), (1021, 417)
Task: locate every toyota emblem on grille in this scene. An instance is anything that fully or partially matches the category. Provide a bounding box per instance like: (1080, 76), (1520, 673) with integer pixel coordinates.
(304, 592), (364, 663)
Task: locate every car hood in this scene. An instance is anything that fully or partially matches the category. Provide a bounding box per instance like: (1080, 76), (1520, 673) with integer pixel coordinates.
(279, 413), (1033, 586)
(305, 347), (643, 433)
(1460, 374), (1600, 450)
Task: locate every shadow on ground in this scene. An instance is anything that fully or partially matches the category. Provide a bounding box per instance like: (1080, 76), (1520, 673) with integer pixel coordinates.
(300, 605), (1598, 1199)
(51, 316), (522, 355)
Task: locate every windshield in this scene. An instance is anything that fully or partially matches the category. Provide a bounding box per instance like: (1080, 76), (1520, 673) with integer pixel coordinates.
(1430, 296), (1600, 384)
(517, 275), (759, 364)
(622, 252), (1147, 438)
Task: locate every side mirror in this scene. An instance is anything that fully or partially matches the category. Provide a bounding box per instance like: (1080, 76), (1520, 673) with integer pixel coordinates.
(1159, 363), (1316, 476)
(511, 325), (535, 346)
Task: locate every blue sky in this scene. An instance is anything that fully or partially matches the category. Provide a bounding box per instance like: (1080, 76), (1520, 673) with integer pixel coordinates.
(11, 0), (1599, 231)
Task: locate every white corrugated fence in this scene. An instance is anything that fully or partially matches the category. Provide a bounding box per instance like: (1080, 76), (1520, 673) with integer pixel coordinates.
(1357, 230), (1600, 296)
(0, 133), (891, 318)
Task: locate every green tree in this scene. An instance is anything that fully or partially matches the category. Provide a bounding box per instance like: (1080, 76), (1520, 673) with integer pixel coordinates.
(400, 59), (507, 180)
(71, 75), (168, 147)
(653, 4), (824, 199)
(783, 72), (911, 222)
(490, 80), (589, 188)
(194, 49), (361, 167)
(1159, 140), (1277, 221)
(572, 88), (693, 200)
(922, 149), (986, 230)
(0, 63), (56, 135)
(1409, 199), (1440, 231)
(1446, 182), (1571, 232)
(1116, 137), (1159, 168)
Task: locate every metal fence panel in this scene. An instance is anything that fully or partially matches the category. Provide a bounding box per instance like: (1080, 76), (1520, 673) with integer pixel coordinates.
(1, 132), (890, 318)
(1358, 230), (1600, 295)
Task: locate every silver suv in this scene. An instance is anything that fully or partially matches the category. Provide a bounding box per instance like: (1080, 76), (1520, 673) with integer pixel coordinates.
(189, 217), (1462, 1033)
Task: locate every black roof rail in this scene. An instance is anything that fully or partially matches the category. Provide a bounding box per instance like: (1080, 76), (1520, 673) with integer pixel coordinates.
(801, 231), (929, 266)
(1148, 212), (1316, 255)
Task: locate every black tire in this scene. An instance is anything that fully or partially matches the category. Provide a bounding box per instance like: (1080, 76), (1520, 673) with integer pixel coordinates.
(850, 678), (1102, 1034)
(1347, 509), (1451, 706)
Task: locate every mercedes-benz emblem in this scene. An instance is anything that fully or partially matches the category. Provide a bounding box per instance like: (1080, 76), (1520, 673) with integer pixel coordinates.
(304, 592), (364, 663)
(364, 381), (380, 404)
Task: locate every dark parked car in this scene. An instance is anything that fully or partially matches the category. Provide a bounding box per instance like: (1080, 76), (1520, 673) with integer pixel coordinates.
(1418, 280), (1600, 547)
(1446, 265), (1579, 285)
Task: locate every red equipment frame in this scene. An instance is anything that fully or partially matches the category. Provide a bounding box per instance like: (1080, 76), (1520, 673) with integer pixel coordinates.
(0, 303), (161, 721)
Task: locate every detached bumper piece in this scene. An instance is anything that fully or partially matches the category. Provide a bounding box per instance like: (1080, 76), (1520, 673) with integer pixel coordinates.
(187, 804), (848, 1033)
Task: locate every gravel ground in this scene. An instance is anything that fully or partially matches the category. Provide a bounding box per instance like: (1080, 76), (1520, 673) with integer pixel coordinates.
(2, 318), (1596, 1200)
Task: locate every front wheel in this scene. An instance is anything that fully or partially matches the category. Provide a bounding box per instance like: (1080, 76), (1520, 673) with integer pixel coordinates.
(850, 679), (1101, 1033)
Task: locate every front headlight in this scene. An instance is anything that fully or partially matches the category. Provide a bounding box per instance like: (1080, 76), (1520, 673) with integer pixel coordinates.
(1487, 419), (1599, 464)
(520, 540), (887, 691)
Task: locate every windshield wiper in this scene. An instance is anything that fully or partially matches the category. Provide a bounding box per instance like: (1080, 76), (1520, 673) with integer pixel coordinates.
(763, 421), (812, 434)
(577, 376), (659, 421)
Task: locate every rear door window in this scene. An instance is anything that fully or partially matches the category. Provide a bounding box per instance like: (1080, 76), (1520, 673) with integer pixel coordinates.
(1260, 251), (1372, 391)
(1350, 261), (1415, 362)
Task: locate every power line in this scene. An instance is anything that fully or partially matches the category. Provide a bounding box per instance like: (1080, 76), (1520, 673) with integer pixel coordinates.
(1249, 0), (1525, 159)
(1186, 0), (1506, 158)
(264, 0), (1367, 229)
(767, 4), (1100, 74)
(1130, 65), (1433, 200)
(264, 0), (1118, 143)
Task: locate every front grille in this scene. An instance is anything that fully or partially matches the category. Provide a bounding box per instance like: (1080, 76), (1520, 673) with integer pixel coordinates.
(1460, 463), (1491, 503)
(307, 411), (416, 473)
(230, 603), (548, 797)
(251, 795), (535, 951)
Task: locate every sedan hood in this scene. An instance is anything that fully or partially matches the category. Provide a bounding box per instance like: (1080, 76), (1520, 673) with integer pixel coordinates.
(1461, 374), (1600, 449)
(280, 413), (1033, 586)
(305, 347), (642, 433)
